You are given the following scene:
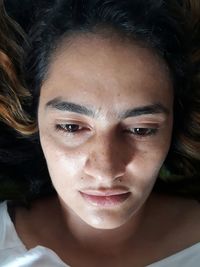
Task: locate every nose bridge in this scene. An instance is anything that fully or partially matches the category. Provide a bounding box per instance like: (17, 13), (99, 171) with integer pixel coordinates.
(84, 132), (130, 181)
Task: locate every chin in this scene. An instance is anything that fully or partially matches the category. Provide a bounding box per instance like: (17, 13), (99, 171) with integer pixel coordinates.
(81, 210), (133, 230)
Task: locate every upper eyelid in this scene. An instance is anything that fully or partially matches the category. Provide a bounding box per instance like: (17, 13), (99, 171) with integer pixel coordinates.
(124, 127), (158, 133)
(54, 123), (160, 142)
(57, 123), (87, 131)
(55, 123), (91, 134)
(54, 121), (161, 130)
(55, 120), (90, 128)
(122, 124), (160, 131)
(56, 123), (160, 133)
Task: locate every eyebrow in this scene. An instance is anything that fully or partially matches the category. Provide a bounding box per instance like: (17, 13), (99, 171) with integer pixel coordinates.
(46, 98), (170, 119)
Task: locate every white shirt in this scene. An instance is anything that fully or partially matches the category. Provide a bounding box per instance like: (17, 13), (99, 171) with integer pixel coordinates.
(1, 201), (200, 267)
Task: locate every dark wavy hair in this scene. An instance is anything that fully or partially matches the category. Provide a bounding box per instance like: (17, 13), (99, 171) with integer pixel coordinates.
(155, 0), (200, 198)
(2, 0), (200, 201)
(0, 0), (34, 134)
(0, 0), (48, 203)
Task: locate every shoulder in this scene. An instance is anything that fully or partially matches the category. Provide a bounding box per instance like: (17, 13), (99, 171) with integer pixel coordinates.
(0, 201), (27, 262)
(0, 201), (6, 213)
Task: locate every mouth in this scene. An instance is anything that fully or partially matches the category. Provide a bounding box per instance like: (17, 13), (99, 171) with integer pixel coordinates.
(79, 190), (131, 207)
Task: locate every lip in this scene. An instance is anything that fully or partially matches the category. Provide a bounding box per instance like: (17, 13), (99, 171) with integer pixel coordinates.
(79, 190), (131, 207)
(80, 188), (129, 196)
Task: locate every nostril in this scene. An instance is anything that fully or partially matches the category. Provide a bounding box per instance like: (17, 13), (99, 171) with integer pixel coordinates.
(116, 177), (122, 183)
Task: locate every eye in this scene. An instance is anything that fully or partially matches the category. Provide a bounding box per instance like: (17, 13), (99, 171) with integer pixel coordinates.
(126, 127), (158, 137)
(55, 123), (85, 134)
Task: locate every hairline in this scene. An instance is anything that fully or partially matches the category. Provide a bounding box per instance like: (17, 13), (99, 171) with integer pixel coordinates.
(43, 26), (172, 87)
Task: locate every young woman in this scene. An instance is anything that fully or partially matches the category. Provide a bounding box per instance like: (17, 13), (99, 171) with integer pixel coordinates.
(1, 0), (200, 266)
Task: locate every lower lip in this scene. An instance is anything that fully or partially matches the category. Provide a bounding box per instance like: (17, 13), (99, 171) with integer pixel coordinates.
(80, 192), (131, 207)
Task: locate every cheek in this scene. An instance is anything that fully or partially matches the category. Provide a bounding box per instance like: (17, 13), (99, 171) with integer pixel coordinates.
(128, 133), (172, 192)
(39, 131), (86, 189)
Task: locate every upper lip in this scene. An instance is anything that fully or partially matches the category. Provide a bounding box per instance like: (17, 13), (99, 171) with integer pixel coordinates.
(79, 188), (130, 196)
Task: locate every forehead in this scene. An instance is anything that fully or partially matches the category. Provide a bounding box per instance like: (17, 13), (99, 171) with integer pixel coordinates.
(40, 34), (173, 109)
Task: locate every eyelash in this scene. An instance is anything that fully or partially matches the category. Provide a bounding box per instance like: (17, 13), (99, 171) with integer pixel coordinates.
(124, 128), (158, 137)
(55, 124), (86, 135)
(55, 123), (159, 138)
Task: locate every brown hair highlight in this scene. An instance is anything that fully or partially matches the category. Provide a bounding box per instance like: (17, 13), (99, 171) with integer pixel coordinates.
(0, 0), (36, 135)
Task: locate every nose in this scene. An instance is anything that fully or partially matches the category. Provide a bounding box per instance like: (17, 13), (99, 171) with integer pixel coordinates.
(83, 133), (132, 183)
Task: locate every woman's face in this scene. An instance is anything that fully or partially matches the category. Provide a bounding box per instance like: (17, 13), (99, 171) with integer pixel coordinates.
(38, 35), (173, 229)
